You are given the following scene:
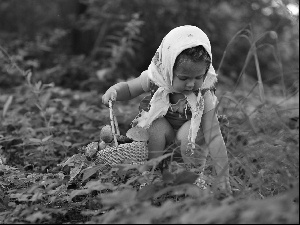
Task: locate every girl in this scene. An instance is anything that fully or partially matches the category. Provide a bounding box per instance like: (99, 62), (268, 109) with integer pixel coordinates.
(102, 25), (231, 192)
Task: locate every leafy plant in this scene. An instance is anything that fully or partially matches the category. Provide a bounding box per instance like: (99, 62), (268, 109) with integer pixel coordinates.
(0, 1), (299, 223)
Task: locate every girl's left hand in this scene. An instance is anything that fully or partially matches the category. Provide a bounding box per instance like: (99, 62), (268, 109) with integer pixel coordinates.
(217, 176), (232, 194)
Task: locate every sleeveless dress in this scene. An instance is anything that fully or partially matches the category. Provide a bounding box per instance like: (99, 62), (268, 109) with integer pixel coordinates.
(138, 80), (216, 131)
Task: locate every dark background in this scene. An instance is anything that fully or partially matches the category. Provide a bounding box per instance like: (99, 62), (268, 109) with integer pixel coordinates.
(0, 0), (298, 94)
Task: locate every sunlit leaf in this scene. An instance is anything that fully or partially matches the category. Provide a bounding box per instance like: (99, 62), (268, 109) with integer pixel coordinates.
(30, 192), (43, 202)
(25, 211), (51, 223)
(162, 170), (176, 184)
(42, 135), (53, 142)
(2, 95), (13, 118)
(173, 171), (198, 185)
(70, 162), (84, 181)
(81, 164), (106, 182)
(101, 189), (137, 207)
(69, 189), (90, 200)
(29, 138), (42, 144)
(63, 141), (72, 147)
(39, 92), (52, 109)
(137, 184), (160, 201)
(84, 180), (113, 191)
(26, 70), (33, 85)
(58, 154), (85, 167)
(35, 81), (42, 91)
(184, 185), (204, 198)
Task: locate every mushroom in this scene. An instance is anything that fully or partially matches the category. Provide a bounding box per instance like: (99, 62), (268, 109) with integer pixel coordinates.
(100, 125), (114, 143)
(126, 126), (149, 142)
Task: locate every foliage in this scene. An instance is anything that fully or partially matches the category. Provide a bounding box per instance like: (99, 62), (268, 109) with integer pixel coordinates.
(0, 0), (299, 224)
(0, 45), (299, 224)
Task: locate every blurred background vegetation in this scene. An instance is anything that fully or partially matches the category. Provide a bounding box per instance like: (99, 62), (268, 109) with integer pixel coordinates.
(0, 0), (298, 95)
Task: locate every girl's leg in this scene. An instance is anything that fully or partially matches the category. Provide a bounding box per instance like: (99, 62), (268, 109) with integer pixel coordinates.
(147, 117), (175, 159)
(176, 121), (208, 170)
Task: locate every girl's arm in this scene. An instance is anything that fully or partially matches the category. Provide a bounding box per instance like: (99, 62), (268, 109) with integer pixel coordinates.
(202, 91), (231, 192)
(102, 71), (150, 106)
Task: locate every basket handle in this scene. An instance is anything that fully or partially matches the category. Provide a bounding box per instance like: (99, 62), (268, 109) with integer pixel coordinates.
(108, 100), (120, 146)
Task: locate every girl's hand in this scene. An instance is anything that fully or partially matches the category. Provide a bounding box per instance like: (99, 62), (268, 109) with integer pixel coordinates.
(216, 176), (232, 194)
(102, 88), (117, 107)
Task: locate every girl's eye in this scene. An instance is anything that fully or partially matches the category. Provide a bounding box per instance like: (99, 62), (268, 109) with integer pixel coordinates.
(176, 75), (204, 81)
(178, 77), (188, 81)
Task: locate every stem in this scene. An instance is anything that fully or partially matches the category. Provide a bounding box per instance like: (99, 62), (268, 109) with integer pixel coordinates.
(275, 41), (287, 103)
(253, 46), (265, 103)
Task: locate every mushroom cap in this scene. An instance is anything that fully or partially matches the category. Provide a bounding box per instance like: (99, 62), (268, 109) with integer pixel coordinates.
(126, 126), (149, 142)
(100, 125), (114, 143)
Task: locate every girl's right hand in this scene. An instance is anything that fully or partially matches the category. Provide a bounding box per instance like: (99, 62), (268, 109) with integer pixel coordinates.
(102, 88), (117, 107)
(217, 176), (232, 195)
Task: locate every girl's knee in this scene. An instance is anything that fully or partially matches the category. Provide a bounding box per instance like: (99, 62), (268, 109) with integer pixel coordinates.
(148, 117), (175, 142)
(176, 121), (190, 142)
(176, 120), (205, 145)
(147, 117), (175, 159)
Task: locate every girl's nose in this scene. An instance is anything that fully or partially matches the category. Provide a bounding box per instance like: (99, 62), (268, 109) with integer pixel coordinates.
(186, 79), (195, 88)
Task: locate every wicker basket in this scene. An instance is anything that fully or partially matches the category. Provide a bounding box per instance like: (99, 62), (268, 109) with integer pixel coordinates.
(94, 100), (148, 166)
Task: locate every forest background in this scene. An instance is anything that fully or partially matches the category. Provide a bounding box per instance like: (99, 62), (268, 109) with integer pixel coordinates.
(0, 0), (299, 224)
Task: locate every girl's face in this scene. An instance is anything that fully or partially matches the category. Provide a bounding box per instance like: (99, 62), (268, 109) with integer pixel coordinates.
(172, 57), (207, 94)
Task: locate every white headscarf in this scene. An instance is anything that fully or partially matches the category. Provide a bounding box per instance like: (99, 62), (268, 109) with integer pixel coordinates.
(133, 25), (218, 147)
